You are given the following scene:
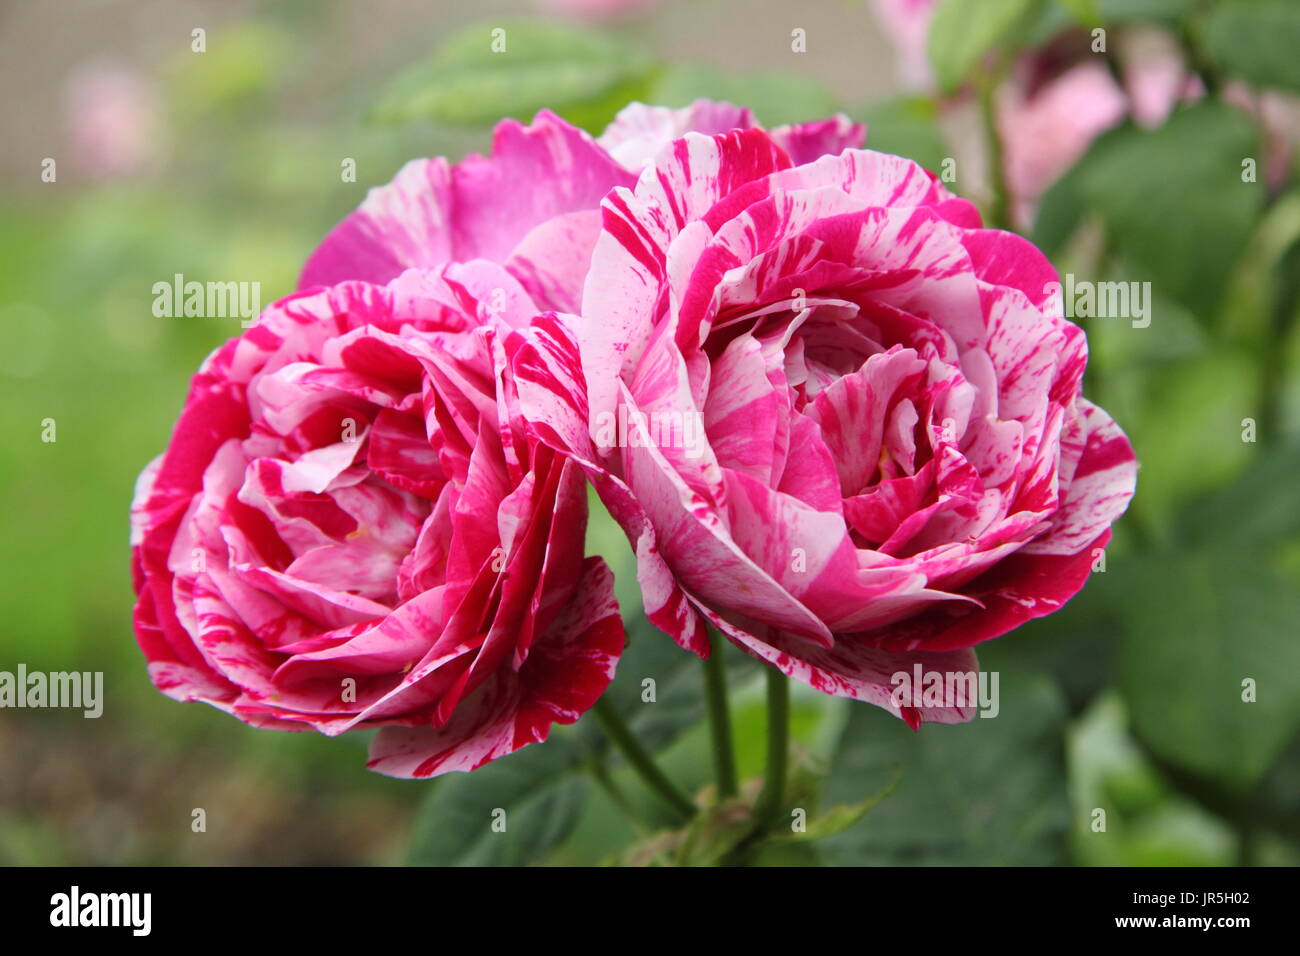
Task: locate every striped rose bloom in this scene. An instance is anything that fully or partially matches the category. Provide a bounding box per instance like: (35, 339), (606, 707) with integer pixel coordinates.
(515, 127), (1137, 726)
(131, 268), (624, 778)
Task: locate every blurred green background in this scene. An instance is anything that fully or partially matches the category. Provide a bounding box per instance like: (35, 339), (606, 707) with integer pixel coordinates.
(0, 0), (1297, 865)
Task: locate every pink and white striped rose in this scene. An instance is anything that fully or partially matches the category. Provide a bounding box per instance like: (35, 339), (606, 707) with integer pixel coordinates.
(514, 128), (1137, 726)
(131, 267), (624, 778)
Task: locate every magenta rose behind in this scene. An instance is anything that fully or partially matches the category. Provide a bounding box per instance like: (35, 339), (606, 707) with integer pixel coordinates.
(130, 263), (624, 778)
(516, 126), (1137, 726)
(300, 110), (635, 311)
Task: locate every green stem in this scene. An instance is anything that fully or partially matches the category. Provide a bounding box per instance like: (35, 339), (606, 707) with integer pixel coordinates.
(586, 753), (650, 834)
(702, 630), (738, 798)
(592, 697), (695, 822)
(753, 669), (790, 830)
(979, 72), (1011, 232)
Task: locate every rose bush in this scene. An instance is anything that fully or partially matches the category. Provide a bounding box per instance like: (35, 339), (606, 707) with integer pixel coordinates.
(515, 120), (1137, 725)
(130, 263), (624, 778)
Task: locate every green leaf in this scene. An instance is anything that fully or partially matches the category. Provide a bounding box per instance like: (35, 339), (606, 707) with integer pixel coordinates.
(649, 64), (840, 127)
(1030, 0), (1185, 43)
(1117, 351), (1257, 527)
(673, 797), (757, 865)
(854, 97), (949, 173)
(1068, 105), (1263, 314)
(927, 0), (1043, 94)
(408, 730), (586, 866)
(1117, 548), (1300, 793)
(820, 671), (1070, 864)
(777, 767), (901, 843)
(1177, 441), (1300, 549)
(601, 748), (842, 865)
(1095, 0), (1199, 21)
(1069, 695), (1238, 866)
(1254, 732), (1300, 840)
(1206, 0), (1300, 95)
(1038, 105), (1265, 313)
(601, 828), (681, 866)
(600, 794), (757, 866)
(372, 19), (656, 131)
(1055, 0), (1102, 28)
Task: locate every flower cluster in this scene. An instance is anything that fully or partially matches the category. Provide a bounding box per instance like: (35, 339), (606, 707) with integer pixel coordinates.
(131, 101), (1136, 776)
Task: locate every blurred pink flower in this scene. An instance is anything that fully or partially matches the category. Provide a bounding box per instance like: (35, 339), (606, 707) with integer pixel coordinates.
(871, 0), (1213, 226)
(1122, 30), (1201, 129)
(1223, 83), (1297, 192)
(1000, 30), (1293, 214)
(997, 60), (1128, 226)
(64, 61), (164, 180)
(871, 0), (938, 88)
